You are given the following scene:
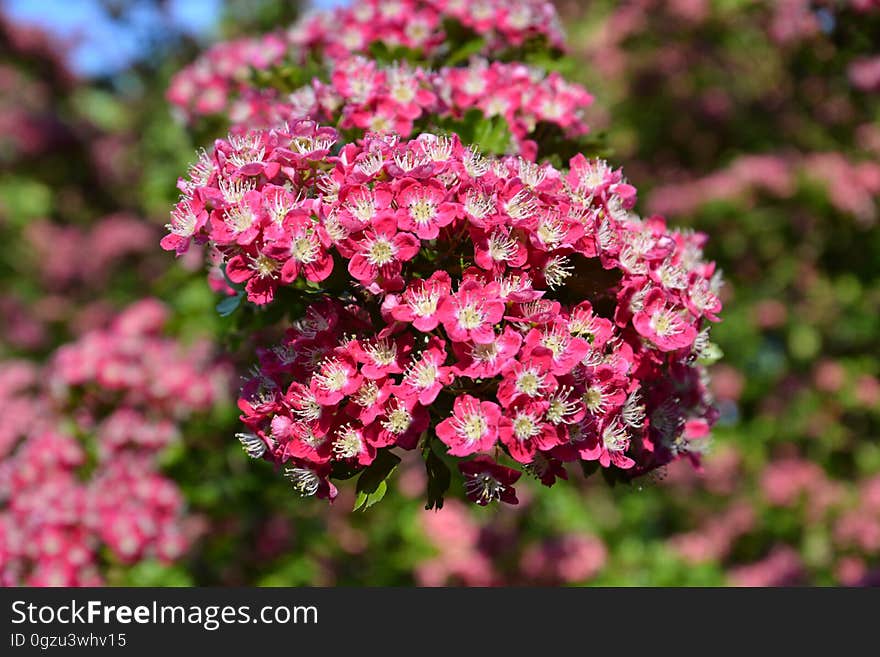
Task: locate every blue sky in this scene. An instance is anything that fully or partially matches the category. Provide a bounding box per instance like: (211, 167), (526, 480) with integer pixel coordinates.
(3, 0), (349, 76)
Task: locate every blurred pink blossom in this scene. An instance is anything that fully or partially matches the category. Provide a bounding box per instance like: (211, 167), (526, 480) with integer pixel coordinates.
(729, 546), (804, 586)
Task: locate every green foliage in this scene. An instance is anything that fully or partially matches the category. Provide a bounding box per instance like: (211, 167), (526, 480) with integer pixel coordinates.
(431, 108), (513, 155)
(216, 292), (244, 317)
(354, 450), (401, 511)
(424, 439), (452, 511)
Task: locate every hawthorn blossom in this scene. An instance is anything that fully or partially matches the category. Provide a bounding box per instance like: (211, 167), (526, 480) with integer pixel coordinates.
(633, 288), (698, 351)
(1, 302), (227, 585)
(264, 214), (334, 283)
(163, 123), (722, 507)
(436, 395), (502, 457)
(384, 270), (452, 331)
(347, 217), (421, 291)
(395, 180), (457, 239)
(459, 457), (522, 506)
(310, 353), (361, 405)
(367, 396), (430, 450)
(498, 400), (558, 464)
(437, 279), (505, 344)
(397, 338), (452, 405)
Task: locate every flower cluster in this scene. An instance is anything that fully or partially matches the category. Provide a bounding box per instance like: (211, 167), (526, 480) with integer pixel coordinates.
(167, 0), (577, 143)
(166, 32), (289, 120)
(291, 0), (565, 59)
(0, 301), (228, 586)
(25, 214), (157, 290)
(229, 56), (592, 151)
(164, 121), (721, 506)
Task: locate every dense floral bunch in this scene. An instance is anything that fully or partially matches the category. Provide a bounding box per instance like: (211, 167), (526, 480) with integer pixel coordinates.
(166, 32), (289, 120)
(291, 0), (564, 57)
(222, 56), (592, 150)
(0, 301), (228, 585)
(167, 0), (580, 150)
(163, 119), (721, 507)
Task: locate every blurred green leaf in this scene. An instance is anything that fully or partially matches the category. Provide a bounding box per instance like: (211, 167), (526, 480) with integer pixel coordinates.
(216, 292), (244, 317)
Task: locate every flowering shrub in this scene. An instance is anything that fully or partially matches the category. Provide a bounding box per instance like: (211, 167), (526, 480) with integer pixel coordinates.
(5, 0), (879, 586)
(163, 0), (722, 510)
(0, 301), (229, 585)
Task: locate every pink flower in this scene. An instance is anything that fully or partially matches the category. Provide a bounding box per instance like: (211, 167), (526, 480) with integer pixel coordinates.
(396, 338), (452, 405)
(395, 180), (456, 239)
(632, 288), (698, 351)
(210, 189), (265, 246)
(349, 335), (411, 380)
(225, 246), (282, 305)
(577, 417), (635, 469)
(384, 270), (451, 332)
(437, 279), (505, 344)
(345, 378), (393, 424)
(283, 461), (338, 501)
(472, 226), (529, 272)
(279, 418), (333, 464)
(366, 396), (430, 450)
(347, 216), (420, 291)
(497, 354), (557, 407)
(337, 184), (393, 231)
(521, 323), (590, 375)
(459, 456), (521, 506)
(161, 200), (207, 254)
(498, 400), (558, 464)
(264, 214), (334, 283)
(330, 423), (375, 466)
(436, 395), (502, 457)
(309, 353), (362, 405)
(451, 326), (523, 379)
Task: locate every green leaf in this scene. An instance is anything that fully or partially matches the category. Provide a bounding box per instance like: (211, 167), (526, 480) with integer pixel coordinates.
(367, 41), (423, 65)
(531, 121), (612, 162)
(216, 293), (243, 317)
(354, 480), (388, 511)
(250, 56), (327, 93)
(115, 560), (193, 587)
(475, 117), (512, 155)
(353, 449), (401, 511)
(446, 37), (486, 66)
(424, 442), (451, 511)
(0, 177), (52, 226)
(431, 109), (513, 156)
(440, 18), (481, 52)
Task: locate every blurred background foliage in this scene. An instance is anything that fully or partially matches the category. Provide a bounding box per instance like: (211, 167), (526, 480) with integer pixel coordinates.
(1, 0), (878, 586)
